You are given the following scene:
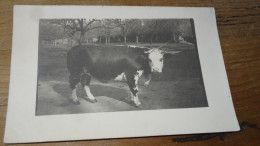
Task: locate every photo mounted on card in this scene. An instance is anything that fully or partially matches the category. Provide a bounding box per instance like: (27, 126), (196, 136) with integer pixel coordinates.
(4, 5), (239, 143)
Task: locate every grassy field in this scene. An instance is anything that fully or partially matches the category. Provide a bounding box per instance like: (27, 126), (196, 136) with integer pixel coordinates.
(36, 43), (208, 115)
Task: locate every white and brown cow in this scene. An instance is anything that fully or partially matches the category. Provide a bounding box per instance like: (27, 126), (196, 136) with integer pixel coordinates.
(67, 44), (168, 107)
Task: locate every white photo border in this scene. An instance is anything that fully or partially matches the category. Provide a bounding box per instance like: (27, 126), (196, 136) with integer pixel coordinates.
(4, 5), (239, 143)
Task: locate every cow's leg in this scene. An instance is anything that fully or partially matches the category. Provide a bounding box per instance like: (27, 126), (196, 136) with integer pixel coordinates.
(125, 71), (141, 107)
(69, 75), (80, 104)
(144, 73), (152, 86)
(80, 73), (97, 103)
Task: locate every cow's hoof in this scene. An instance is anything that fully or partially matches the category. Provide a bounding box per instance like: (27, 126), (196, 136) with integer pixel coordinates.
(143, 82), (149, 86)
(73, 100), (80, 105)
(89, 99), (97, 103)
(135, 104), (142, 108)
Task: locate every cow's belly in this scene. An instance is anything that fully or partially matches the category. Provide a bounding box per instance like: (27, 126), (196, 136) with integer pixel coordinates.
(87, 65), (124, 81)
(88, 72), (125, 83)
(86, 61), (143, 82)
(114, 70), (143, 81)
(91, 70), (143, 83)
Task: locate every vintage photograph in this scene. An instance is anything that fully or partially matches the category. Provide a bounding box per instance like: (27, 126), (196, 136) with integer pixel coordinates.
(5, 6), (240, 143)
(36, 18), (208, 116)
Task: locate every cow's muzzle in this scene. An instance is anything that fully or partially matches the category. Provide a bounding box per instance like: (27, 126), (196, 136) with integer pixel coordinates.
(152, 68), (162, 73)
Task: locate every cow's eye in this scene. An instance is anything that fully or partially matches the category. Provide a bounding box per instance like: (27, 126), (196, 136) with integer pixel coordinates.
(160, 58), (163, 62)
(149, 59), (152, 62)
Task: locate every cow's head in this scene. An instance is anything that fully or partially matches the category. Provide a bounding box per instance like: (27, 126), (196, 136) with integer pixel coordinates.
(145, 48), (165, 73)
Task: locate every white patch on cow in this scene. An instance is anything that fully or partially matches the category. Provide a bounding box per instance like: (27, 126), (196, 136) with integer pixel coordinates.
(133, 86), (138, 90)
(144, 80), (151, 86)
(134, 73), (139, 85)
(84, 85), (96, 102)
(71, 85), (79, 103)
(137, 70), (143, 77)
(130, 92), (141, 107)
(143, 73), (152, 86)
(114, 72), (126, 81)
(148, 49), (164, 73)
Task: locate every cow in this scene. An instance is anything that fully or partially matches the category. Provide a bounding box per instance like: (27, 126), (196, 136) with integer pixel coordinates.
(67, 44), (168, 107)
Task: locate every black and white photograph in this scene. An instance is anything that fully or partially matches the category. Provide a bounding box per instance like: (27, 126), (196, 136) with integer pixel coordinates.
(4, 6), (240, 143)
(36, 18), (208, 115)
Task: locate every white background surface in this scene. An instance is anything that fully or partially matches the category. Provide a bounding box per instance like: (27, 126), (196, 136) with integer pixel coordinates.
(4, 6), (239, 143)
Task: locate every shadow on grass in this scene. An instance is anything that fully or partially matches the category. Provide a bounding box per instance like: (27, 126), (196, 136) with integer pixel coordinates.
(52, 83), (135, 106)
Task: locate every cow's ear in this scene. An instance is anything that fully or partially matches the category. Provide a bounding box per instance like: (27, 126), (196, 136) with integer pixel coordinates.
(142, 53), (148, 59)
(163, 53), (173, 60)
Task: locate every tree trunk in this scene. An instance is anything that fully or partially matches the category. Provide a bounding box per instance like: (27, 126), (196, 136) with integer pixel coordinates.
(172, 33), (176, 42)
(78, 19), (85, 45)
(105, 37), (108, 44)
(136, 36), (139, 44)
(150, 33), (154, 46)
(108, 37), (110, 44)
(150, 36), (153, 46)
(99, 37), (102, 44)
(79, 31), (85, 45)
(124, 36), (127, 44)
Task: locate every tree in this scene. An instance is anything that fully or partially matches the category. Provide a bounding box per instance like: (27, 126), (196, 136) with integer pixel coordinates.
(97, 20), (116, 44)
(128, 19), (143, 44)
(163, 19), (192, 42)
(48, 19), (104, 45)
(112, 19), (138, 44)
(39, 20), (65, 45)
(141, 19), (166, 45)
(64, 19), (103, 45)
